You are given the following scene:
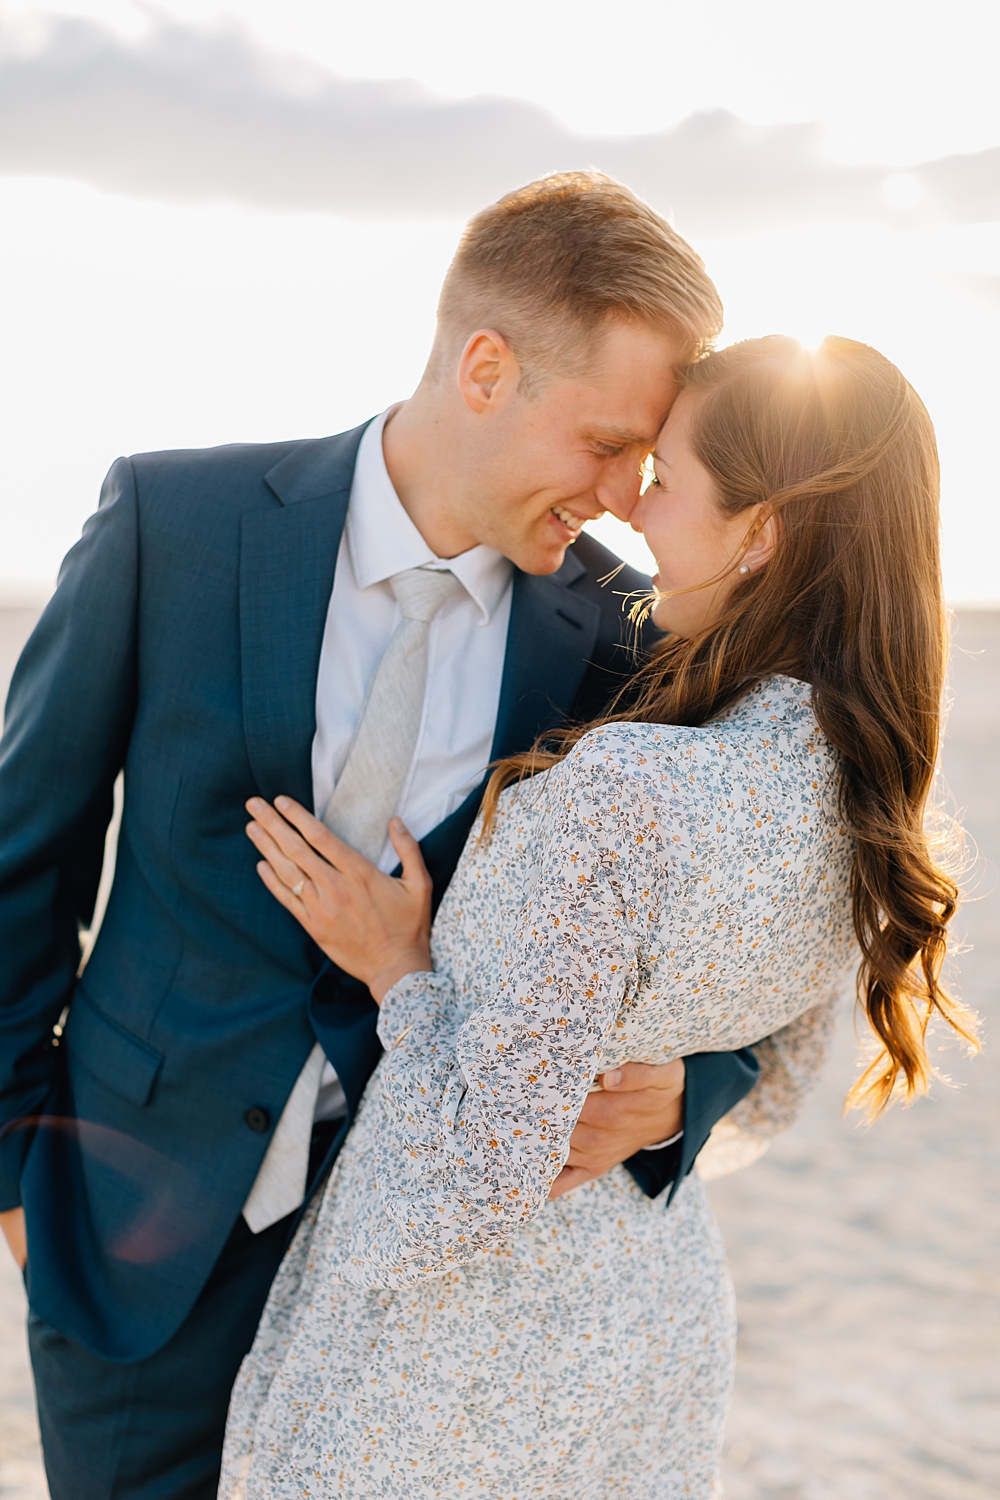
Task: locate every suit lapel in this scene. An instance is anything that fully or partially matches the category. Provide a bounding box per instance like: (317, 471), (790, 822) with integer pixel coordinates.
(491, 551), (600, 760)
(240, 423), (370, 806)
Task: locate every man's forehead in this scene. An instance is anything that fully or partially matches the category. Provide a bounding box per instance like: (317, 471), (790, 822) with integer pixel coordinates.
(571, 360), (679, 443)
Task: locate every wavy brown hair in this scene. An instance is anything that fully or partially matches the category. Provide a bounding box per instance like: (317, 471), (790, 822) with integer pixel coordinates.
(482, 335), (976, 1115)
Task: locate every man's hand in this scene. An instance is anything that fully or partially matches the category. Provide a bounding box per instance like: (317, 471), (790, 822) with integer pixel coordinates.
(0, 1208), (26, 1270)
(550, 1060), (685, 1200)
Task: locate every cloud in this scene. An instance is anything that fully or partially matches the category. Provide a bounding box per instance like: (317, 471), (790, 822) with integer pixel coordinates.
(1, 12), (998, 234)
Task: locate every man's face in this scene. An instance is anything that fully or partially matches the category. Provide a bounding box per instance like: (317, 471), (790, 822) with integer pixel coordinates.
(456, 320), (683, 575)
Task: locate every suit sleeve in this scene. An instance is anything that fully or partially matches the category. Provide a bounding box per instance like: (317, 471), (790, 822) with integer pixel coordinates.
(0, 459), (139, 1208)
(623, 1046), (761, 1201)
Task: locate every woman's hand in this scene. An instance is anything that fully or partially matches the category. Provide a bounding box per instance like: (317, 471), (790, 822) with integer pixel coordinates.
(246, 796), (433, 1002)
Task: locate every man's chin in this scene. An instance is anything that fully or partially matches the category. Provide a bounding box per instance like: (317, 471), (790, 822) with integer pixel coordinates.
(509, 537), (573, 576)
(515, 551), (569, 577)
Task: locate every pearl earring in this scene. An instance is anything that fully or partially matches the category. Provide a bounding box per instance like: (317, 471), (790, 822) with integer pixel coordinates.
(739, 564), (751, 575)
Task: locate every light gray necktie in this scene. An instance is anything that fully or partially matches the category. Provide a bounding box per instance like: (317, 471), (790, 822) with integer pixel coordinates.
(322, 566), (463, 860)
(242, 565), (461, 1233)
(241, 1043), (326, 1234)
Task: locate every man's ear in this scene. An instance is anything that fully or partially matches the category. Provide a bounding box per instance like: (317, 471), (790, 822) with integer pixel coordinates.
(457, 329), (520, 413)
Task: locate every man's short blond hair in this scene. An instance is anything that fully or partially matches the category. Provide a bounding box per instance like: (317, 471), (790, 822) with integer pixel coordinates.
(429, 171), (724, 390)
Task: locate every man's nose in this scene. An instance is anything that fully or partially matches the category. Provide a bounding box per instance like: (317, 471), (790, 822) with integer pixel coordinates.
(597, 463), (643, 524)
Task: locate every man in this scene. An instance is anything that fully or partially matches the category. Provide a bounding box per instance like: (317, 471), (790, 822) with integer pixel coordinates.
(0, 172), (757, 1498)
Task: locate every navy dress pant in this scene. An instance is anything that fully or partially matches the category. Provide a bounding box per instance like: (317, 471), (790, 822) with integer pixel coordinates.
(28, 1124), (340, 1500)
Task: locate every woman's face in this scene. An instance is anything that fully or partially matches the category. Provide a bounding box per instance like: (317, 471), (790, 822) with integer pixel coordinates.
(636, 391), (769, 637)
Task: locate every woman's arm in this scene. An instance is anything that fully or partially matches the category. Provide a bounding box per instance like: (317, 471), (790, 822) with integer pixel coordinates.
(695, 996), (841, 1180)
(246, 765), (649, 1286)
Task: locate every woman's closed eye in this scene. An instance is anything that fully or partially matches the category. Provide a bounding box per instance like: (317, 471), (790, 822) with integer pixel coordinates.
(639, 453), (661, 492)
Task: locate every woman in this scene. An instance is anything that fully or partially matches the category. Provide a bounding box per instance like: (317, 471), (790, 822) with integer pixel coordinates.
(220, 336), (974, 1498)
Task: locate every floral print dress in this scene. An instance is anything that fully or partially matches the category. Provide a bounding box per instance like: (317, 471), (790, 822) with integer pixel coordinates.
(220, 676), (856, 1499)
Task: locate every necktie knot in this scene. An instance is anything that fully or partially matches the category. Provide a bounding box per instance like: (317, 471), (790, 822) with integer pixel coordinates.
(391, 566), (463, 623)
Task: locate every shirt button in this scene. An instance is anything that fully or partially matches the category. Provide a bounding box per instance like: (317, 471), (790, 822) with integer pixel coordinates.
(244, 1106), (271, 1134)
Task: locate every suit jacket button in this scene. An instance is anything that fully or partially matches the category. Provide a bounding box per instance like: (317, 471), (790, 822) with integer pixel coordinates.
(244, 1106), (271, 1134)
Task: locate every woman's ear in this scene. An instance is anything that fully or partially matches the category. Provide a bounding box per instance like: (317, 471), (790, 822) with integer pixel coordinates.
(743, 509), (778, 573)
(456, 329), (519, 413)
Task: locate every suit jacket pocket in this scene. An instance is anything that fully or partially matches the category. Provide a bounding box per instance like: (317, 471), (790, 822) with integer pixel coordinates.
(64, 987), (164, 1107)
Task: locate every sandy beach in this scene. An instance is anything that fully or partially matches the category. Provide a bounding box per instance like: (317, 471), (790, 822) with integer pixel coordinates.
(1, 606), (997, 1500)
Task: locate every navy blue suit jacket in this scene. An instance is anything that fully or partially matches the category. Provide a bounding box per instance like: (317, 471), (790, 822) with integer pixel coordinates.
(0, 420), (758, 1361)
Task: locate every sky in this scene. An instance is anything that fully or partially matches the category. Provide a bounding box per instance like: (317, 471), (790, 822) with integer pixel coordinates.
(1, 0), (999, 601)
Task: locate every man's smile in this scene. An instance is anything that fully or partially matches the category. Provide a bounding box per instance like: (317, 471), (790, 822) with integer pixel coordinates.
(550, 505), (588, 539)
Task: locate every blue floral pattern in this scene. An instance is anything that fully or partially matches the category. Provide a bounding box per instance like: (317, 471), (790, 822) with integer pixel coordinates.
(221, 676), (856, 1498)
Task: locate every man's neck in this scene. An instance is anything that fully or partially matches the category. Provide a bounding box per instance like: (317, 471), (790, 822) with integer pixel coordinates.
(381, 396), (478, 560)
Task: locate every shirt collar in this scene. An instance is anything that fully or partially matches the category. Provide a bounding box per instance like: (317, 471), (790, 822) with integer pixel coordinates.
(346, 406), (512, 625)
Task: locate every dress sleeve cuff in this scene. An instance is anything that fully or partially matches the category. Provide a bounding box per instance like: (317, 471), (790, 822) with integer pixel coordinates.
(375, 969), (451, 1051)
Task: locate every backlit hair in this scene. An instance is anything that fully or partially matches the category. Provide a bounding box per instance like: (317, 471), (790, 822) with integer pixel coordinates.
(482, 335), (977, 1116)
(428, 171), (724, 391)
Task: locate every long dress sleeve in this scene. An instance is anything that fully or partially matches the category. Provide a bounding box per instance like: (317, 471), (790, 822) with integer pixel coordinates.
(695, 995), (841, 1179)
(323, 759), (659, 1288)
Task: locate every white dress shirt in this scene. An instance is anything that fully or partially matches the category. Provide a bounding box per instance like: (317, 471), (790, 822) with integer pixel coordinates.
(310, 407), (514, 1120)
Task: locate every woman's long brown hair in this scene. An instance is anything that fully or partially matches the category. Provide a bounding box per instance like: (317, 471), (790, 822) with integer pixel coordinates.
(482, 335), (977, 1116)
